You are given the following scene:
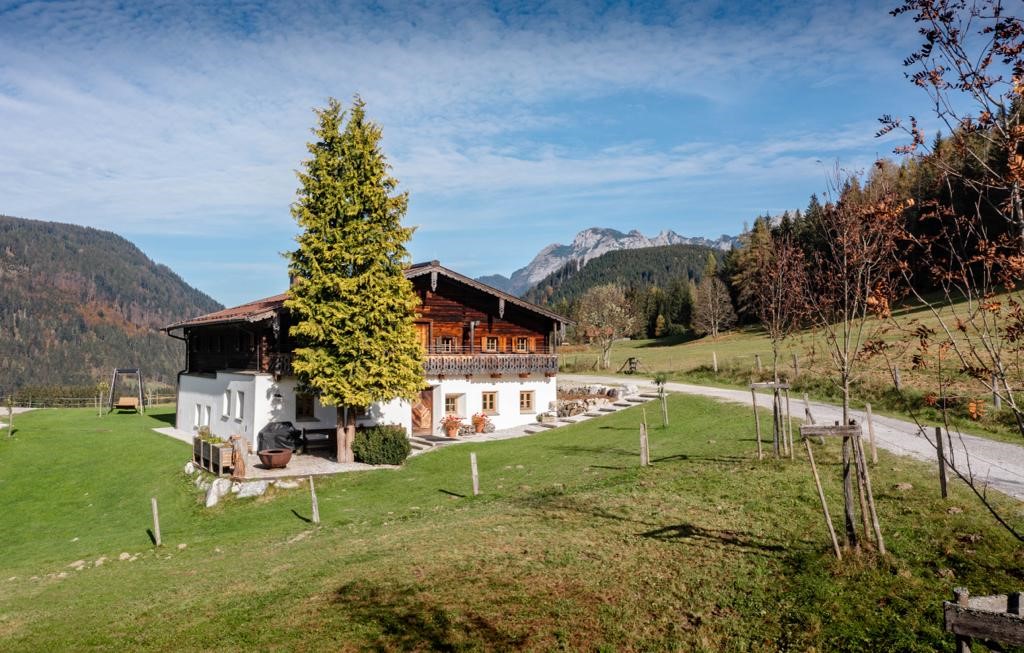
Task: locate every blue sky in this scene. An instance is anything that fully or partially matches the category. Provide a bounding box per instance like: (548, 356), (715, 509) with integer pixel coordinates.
(0, 0), (935, 306)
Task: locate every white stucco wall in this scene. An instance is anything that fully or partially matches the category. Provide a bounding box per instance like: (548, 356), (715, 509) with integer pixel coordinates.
(176, 372), (257, 442)
(177, 372), (554, 442)
(179, 373), (413, 448)
(424, 374), (556, 433)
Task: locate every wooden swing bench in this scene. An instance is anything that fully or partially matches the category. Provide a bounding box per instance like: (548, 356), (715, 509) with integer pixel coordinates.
(114, 396), (140, 411)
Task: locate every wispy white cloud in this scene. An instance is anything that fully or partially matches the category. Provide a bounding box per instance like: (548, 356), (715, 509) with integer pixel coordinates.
(0, 0), (932, 301)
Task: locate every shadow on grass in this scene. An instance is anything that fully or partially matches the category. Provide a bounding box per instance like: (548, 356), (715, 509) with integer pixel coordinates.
(439, 489), (466, 498)
(549, 444), (636, 457)
(651, 453), (748, 464)
(291, 509), (312, 523)
(332, 579), (525, 650)
(640, 523), (787, 554)
(637, 333), (702, 348)
(148, 412), (176, 427)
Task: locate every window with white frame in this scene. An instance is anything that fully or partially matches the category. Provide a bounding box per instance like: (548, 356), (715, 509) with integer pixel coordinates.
(484, 336), (499, 352)
(203, 405), (212, 427)
(234, 390), (244, 420)
(222, 390), (231, 418)
(481, 391), (497, 414)
(194, 404), (201, 428)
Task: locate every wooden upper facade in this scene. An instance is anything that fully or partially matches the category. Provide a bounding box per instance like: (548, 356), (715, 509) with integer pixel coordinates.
(164, 262), (569, 378)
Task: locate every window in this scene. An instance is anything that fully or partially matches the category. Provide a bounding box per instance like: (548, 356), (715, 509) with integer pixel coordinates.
(484, 336), (499, 352)
(519, 391), (534, 413)
(222, 390), (231, 418)
(194, 404), (201, 428)
(203, 405), (212, 427)
(515, 337), (529, 352)
(481, 391), (497, 414)
(234, 391), (244, 420)
(440, 336), (455, 352)
(444, 394), (461, 415)
(296, 392), (315, 421)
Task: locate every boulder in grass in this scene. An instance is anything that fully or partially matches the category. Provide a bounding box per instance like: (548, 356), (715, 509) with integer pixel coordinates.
(204, 478), (231, 507)
(237, 480), (269, 499)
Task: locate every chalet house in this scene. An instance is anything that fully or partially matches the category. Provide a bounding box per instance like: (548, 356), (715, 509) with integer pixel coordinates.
(163, 261), (569, 449)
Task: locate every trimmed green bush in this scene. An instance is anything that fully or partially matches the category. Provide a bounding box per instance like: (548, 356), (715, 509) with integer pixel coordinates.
(352, 424), (411, 465)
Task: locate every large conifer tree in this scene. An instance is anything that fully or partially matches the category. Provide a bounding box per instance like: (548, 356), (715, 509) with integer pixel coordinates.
(286, 97), (423, 463)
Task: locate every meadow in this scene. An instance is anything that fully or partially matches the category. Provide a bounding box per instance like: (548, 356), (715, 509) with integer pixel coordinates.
(560, 298), (1024, 445)
(0, 400), (1021, 651)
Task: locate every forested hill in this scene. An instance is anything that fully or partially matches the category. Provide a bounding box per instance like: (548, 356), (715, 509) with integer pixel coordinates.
(0, 215), (222, 393)
(522, 243), (719, 309)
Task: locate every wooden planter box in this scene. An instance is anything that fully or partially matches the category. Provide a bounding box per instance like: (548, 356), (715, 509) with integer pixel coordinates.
(193, 438), (234, 476)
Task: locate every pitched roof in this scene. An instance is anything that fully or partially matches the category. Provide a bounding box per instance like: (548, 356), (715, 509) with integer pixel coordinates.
(163, 261), (569, 331)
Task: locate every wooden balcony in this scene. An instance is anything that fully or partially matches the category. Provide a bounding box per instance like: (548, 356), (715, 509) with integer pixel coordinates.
(423, 346), (558, 377)
(260, 349), (558, 378)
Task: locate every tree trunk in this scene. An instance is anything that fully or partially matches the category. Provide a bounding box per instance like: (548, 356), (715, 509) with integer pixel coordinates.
(336, 407), (356, 463)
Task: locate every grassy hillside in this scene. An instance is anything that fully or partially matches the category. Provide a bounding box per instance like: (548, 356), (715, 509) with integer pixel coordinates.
(0, 402), (1020, 650)
(562, 296), (1024, 444)
(0, 215), (222, 393)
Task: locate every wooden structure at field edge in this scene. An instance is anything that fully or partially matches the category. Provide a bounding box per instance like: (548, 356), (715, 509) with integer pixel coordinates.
(945, 587), (1024, 652)
(798, 421), (885, 559)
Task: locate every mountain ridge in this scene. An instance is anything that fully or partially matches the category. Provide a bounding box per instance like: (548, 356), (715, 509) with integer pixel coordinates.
(0, 214), (222, 392)
(481, 226), (737, 295)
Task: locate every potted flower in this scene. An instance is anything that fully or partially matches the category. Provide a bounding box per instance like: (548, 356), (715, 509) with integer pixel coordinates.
(440, 414), (463, 438)
(471, 412), (492, 433)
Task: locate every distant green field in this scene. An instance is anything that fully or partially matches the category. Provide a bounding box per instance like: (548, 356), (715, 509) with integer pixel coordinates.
(561, 297), (1024, 445)
(0, 403), (1021, 650)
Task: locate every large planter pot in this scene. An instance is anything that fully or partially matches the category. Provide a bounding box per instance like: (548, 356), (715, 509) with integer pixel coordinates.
(257, 448), (292, 469)
(473, 424), (485, 433)
(445, 427), (459, 439)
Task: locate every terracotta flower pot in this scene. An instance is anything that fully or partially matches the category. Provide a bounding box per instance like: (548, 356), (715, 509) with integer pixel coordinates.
(257, 448), (292, 469)
(474, 423), (485, 433)
(445, 427), (459, 438)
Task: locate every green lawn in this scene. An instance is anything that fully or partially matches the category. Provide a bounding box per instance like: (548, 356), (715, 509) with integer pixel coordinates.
(0, 402), (1021, 651)
(560, 298), (1024, 445)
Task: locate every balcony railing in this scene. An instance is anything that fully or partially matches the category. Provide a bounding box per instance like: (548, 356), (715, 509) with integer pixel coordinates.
(423, 352), (558, 376)
(424, 344), (555, 355)
(260, 349), (558, 378)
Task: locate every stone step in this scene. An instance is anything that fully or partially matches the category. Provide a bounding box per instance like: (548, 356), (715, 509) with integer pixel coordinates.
(584, 412), (603, 417)
(625, 397), (647, 403)
(639, 393), (661, 399)
(523, 426), (547, 434)
(535, 422), (560, 429)
(613, 402), (631, 407)
(598, 407), (617, 413)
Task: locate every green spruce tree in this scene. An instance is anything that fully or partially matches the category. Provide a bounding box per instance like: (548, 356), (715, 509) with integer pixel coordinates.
(286, 97), (423, 463)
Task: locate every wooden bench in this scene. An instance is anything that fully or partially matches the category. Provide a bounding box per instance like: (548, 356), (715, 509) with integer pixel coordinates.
(300, 427), (337, 454)
(114, 396), (139, 411)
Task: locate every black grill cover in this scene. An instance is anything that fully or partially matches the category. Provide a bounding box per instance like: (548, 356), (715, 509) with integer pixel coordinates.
(258, 421), (300, 452)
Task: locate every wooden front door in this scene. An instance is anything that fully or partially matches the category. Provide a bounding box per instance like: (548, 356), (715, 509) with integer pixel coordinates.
(411, 387), (434, 435)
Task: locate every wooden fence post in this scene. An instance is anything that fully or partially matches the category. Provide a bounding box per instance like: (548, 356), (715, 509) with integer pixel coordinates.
(893, 365), (902, 392)
(853, 435), (885, 554)
(660, 393), (668, 428)
(712, 351), (718, 373)
(865, 403), (878, 465)
(6, 396), (12, 439)
(935, 426), (948, 499)
(803, 393), (815, 424)
(785, 388), (794, 460)
(792, 353), (799, 378)
(755, 354), (763, 373)
(470, 452), (480, 495)
(309, 476), (320, 525)
(150, 497), (162, 547)
(803, 437), (842, 560)
(953, 587), (972, 653)
(841, 434), (859, 550)
(639, 423), (650, 466)
(751, 388), (763, 460)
